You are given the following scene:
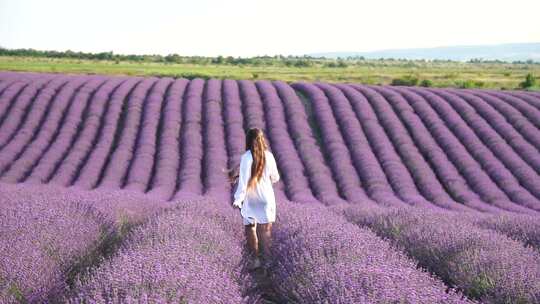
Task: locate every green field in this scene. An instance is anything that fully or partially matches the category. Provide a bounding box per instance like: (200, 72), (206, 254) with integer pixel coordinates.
(1, 55), (539, 90)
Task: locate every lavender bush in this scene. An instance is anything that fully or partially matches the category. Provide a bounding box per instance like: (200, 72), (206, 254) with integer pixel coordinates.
(334, 83), (432, 208)
(201, 79), (231, 202)
(0, 75), (57, 141)
(98, 77), (159, 190)
(352, 84), (475, 212)
(1, 71), (540, 303)
(68, 77), (145, 190)
(2, 77), (110, 183)
(425, 88), (540, 211)
(256, 80), (319, 204)
(274, 80), (347, 206)
(221, 79), (248, 201)
(0, 76), (85, 172)
(464, 212), (540, 251)
(268, 200), (474, 303)
(146, 79), (190, 200)
(386, 86), (507, 213)
(342, 205), (540, 303)
(0, 181), (173, 303)
(173, 78), (205, 199)
(496, 91), (540, 127)
(23, 76), (127, 186)
(465, 89), (540, 171)
(447, 89), (540, 203)
(292, 82), (374, 206)
(0, 184), (110, 303)
(409, 87), (539, 214)
(2, 72), (539, 212)
(66, 199), (252, 304)
(124, 78), (174, 193)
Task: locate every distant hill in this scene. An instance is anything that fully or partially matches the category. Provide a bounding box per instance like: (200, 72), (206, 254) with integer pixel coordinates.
(310, 42), (540, 62)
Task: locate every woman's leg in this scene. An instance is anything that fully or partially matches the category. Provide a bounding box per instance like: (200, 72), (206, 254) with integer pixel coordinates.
(245, 223), (259, 257)
(257, 222), (273, 258)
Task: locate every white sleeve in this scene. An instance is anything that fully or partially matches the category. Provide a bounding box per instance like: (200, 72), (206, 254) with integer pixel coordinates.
(269, 152), (280, 184)
(233, 154), (251, 206)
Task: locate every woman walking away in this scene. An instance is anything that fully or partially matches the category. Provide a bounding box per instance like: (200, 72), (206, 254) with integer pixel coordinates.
(230, 128), (280, 270)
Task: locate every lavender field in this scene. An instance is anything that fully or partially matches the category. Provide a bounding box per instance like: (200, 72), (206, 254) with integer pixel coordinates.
(1, 70), (540, 303)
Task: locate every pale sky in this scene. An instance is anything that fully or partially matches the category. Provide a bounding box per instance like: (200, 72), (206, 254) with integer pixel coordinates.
(1, 0), (539, 57)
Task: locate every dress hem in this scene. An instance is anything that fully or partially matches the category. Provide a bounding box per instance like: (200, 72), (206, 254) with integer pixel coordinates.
(242, 215), (275, 225)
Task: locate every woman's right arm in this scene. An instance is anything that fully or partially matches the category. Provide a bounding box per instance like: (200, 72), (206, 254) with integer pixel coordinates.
(232, 155), (251, 208)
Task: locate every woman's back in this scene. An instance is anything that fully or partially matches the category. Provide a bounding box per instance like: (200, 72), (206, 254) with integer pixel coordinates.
(233, 149), (280, 225)
(241, 149), (280, 186)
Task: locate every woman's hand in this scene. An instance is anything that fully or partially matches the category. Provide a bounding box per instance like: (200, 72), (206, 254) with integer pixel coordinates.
(223, 166), (240, 184)
(232, 200), (242, 209)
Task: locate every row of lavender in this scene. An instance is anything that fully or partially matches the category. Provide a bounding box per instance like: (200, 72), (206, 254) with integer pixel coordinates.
(3, 181), (539, 303)
(292, 82), (540, 214)
(1, 72), (540, 213)
(2, 71), (540, 303)
(288, 80), (540, 301)
(0, 182), (175, 302)
(1, 181), (475, 303)
(283, 80), (540, 303)
(4, 179), (540, 303)
(228, 75), (540, 302)
(337, 204), (540, 303)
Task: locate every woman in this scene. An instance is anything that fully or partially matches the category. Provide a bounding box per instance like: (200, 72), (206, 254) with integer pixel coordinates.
(229, 128), (280, 270)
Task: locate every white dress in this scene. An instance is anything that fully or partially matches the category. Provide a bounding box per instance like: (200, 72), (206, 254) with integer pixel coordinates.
(233, 149), (280, 225)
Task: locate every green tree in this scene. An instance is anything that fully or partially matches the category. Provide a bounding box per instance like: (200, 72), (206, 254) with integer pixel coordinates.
(165, 54), (181, 63)
(420, 79), (433, 87)
(337, 60), (348, 68)
(391, 75), (419, 86)
(212, 55), (224, 64)
(519, 73), (536, 89)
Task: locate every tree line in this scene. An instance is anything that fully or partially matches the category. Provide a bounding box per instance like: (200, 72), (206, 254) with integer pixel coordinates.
(2, 47), (538, 67)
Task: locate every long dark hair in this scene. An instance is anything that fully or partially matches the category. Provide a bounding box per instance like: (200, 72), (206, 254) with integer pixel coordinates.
(225, 128), (269, 187)
(245, 128), (268, 191)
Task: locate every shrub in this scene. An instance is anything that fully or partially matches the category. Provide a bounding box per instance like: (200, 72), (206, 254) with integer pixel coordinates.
(67, 200), (250, 303)
(391, 75), (419, 86)
(337, 60), (348, 68)
(455, 80), (484, 89)
(344, 206), (540, 304)
(269, 202), (472, 303)
(519, 73), (536, 89)
(420, 79), (433, 87)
